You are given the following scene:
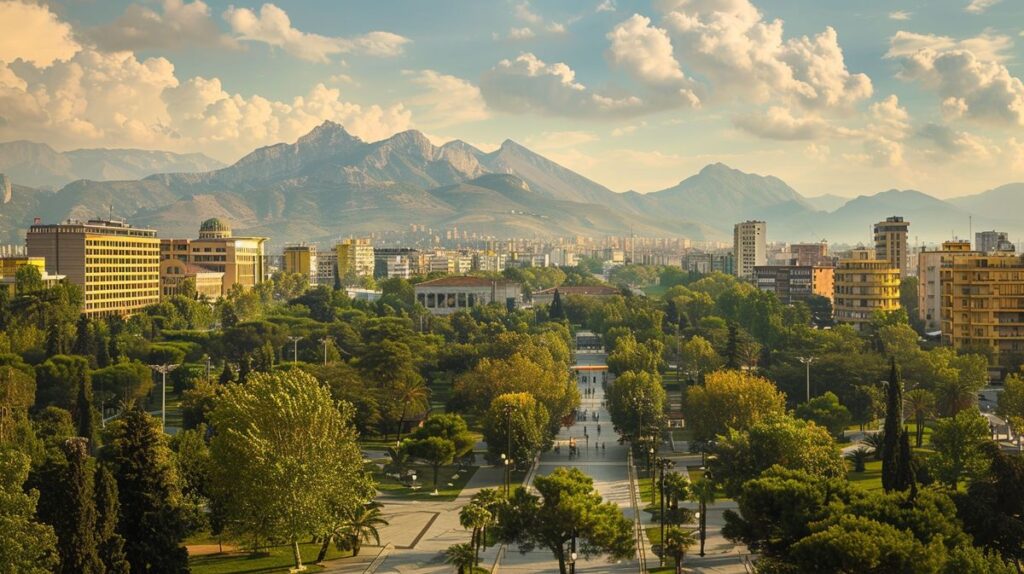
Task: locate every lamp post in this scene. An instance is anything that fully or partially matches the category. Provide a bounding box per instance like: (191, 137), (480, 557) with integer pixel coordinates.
(503, 403), (515, 495)
(656, 457), (675, 566)
(287, 335), (303, 363)
(203, 354), (212, 381)
(569, 529), (577, 574)
(319, 336), (333, 366)
(148, 363), (179, 433)
(649, 446), (656, 502)
(798, 356), (816, 402)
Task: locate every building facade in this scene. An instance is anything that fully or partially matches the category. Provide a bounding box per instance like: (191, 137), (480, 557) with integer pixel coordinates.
(335, 238), (374, 278)
(159, 260), (224, 299)
(0, 256), (65, 295)
(27, 219), (160, 316)
(754, 265), (835, 304)
(733, 221), (766, 280)
(414, 276), (522, 315)
(917, 240), (976, 332)
(282, 244), (318, 285)
(160, 219), (267, 298)
(833, 248), (901, 330)
(790, 242), (832, 267)
(941, 253), (1024, 367)
(874, 216), (910, 278)
(975, 230), (1014, 254)
(316, 252), (337, 286)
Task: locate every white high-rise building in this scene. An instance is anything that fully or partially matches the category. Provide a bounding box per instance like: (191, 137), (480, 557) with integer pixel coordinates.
(733, 220), (766, 280)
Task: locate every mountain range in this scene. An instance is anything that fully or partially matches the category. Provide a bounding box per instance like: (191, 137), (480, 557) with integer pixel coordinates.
(0, 121), (1021, 247)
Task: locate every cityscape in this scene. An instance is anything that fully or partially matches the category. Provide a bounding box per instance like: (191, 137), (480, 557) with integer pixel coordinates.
(2, 1), (1024, 574)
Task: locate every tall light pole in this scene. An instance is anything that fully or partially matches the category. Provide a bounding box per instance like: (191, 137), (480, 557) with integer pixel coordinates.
(149, 363), (179, 433)
(503, 403), (515, 496)
(319, 336), (333, 366)
(203, 355), (212, 381)
(798, 356), (816, 402)
(287, 335), (303, 364)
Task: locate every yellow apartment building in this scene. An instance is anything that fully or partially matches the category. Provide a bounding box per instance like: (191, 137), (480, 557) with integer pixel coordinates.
(160, 218), (267, 298)
(27, 219), (160, 316)
(941, 252), (1024, 366)
(834, 248), (901, 330)
(335, 238), (374, 278)
(283, 244), (318, 285)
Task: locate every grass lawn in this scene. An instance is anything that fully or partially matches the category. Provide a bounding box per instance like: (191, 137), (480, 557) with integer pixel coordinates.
(372, 463), (478, 501)
(189, 541), (351, 574)
(848, 458), (883, 492)
(644, 284), (669, 298)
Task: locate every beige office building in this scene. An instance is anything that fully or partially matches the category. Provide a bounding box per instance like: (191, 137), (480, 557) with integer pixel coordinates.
(917, 240), (976, 332)
(283, 244), (318, 285)
(834, 248), (901, 331)
(160, 218), (267, 298)
(941, 253), (1024, 367)
(336, 238), (374, 277)
(27, 219), (160, 317)
(733, 220), (766, 280)
(874, 216), (910, 278)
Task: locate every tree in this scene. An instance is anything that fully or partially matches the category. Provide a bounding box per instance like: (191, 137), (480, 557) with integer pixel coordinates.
(345, 504), (387, 557)
(49, 438), (103, 574)
(712, 415), (846, 498)
(930, 409), (990, 490)
(606, 370), (666, 439)
(405, 436), (456, 490)
(75, 380), (96, 450)
(606, 332), (663, 375)
(678, 336), (721, 381)
(549, 289), (565, 319)
(689, 477), (717, 558)
(904, 388), (936, 448)
(459, 502), (492, 567)
(94, 465), (130, 574)
(209, 370), (373, 571)
(794, 391), (852, 439)
(662, 472), (691, 515)
(788, 515), (942, 574)
(409, 413), (475, 459)
(15, 263), (44, 294)
(0, 448), (59, 572)
(109, 406), (189, 573)
(956, 442), (1024, 569)
(445, 542), (476, 574)
(881, 359), (906, 493)
(683, 370), (787, 441)
(498, 467), (634, 574)
(482, 393), (550, 467)
(384, 375), (429, 443)
(846, 447), (871, 472)
(996, 373), (1024, 433)
(662, 526), (697, 574)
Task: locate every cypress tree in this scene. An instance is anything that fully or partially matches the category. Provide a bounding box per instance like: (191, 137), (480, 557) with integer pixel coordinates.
(549, 289), (565, 319)
(95, 330), (111, 368)
(111, 407), (189, 573)
(881, 358), (903, 492)
(95, 465), (130, 574)
(218, 361), (234, 385)
(46, 321), (68, 356)
(895, 428), (915, 494)
(76, 379), (96, 450)
(57, 438), (104, 574)
(725, 323), (740, 369)
(333, 262), (342, 291)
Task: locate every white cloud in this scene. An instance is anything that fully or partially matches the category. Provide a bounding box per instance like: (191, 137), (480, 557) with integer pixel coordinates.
(611, 121), (646, 136)
(734, 106), (828, 140)
(596, 0), (617, 13)
(858, 95), (911, 167)
(888, 11), (912, 21)
(965, 0), (1002, 14)
(916, 123), (998, 161)
(887, 31), (1024, 126)
(804, 143), (830, 162)
(514, 2), (543, 24)
(508, 27), (536, 40)
(547, 23), (567, 34)
(404, 69), (489, 126)
(0, 45), (411, 161)
(223, 3), (409, 62)
(657, 0), (872, 110)
(607, 14), (688, 85)
(0, 1), (79, 67)
(480, 52), (697, 118)
(86, 0), (237, 52)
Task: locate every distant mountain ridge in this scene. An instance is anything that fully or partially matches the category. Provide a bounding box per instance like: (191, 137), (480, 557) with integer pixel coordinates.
(0, 121), (1022, 246)
(0, 141), (224, 189)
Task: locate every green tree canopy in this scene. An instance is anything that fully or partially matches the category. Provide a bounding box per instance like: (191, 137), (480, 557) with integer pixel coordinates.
(482, 392), (550, 467)
(684, 370), (787, 441)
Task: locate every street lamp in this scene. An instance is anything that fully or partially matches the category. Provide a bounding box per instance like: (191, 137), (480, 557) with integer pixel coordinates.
(798, 356), (816, 402)
(287, 335), (303, 363)
(569, 529), (578, 574)
(148, 363), (179, 433)
(649, 446), (656, 502)
(319, 336), (333, 366)
(202, 354), (212, 381)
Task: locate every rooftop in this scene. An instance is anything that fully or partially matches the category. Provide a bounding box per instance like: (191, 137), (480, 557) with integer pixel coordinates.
(415, 276), (518, 288)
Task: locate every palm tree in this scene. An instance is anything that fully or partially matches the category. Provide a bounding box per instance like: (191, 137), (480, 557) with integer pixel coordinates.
(346, 504), (389, 557)
(689, 477), (716, 558)
(904, 388), (936, 447)
(935, 377), (975, 418)
(662, 526), (697, 574)
(445, 543), (476, 574)
(393, 377), (429, 443)
(662, 472), (691, 519)
(845, 447), (872, 472)
(383, 446), (409, 477)
(459, 502), (492, 567)
(863, 432), (885, 460)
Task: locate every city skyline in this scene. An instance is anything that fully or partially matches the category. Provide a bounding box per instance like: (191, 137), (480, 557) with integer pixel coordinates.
(1, 0), (1023, 199)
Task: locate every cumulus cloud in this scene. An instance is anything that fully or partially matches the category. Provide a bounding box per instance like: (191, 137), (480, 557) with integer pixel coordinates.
(734, 106), (829, 140)
(223, 3), (409, 62)
(657, 0), (872, 110)
(85, 0), (237, 52)
(888, 11), (912, 21)
(403, 69), (489, 126)
(0, 0), (79, 67)
(507, 27), (536, 40)
(859, 95), (910, 167)
(514, 2), (544, 24)
(607, 14), (688, 85)
(480, 52), (697, 118)
(965, 0), (1001, 14)
(916, 123), (998, 161)
(887, 30), (1024, 126)
(596, 0), (617, 13)
(0, 45), (411, 161)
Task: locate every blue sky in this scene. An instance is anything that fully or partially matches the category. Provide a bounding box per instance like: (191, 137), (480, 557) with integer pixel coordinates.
(1, 0), (1022, 198)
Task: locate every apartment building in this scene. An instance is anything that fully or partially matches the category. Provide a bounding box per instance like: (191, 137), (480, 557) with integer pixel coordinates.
(941, 252), (1024, 367)
(833, 248), (901, 331)
(733, 221), (766, 280)
(0, 256), (65, 296)
(316, 252), (338, 286)
(975, 230), (1015, 254)
(335, 238), (374, 278)
(874, 216), (910, 278)
(27, 219), (160, 317)
(917, 241), (976, 332)
(283, 244), (318, 285)
(160, 219), (267, 298)
(754, 265), (835, 304)
(790, 242), (832, 267)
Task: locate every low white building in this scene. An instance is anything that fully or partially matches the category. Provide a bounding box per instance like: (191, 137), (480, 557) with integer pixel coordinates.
(414, 276), (522, 315)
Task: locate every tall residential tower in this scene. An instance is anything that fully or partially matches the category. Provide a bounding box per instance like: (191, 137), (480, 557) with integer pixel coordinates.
(733, 220), (766, 280)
